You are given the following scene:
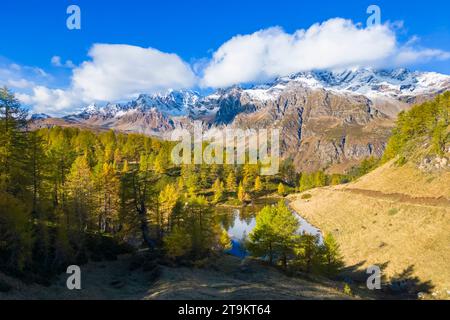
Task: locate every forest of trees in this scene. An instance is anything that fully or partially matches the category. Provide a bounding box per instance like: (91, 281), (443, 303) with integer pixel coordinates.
(0, 87), (326, 282)
(295, 158), (379, 193)
(0, 87), (237, 282)
(0, 86), (360, 284)
(383, 92), (450, 162)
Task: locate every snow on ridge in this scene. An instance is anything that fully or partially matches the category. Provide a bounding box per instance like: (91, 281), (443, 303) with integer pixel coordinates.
(74, 90), (207, 119)
(243, 88), (279, 102)
(69, 68), (449, 121)
(30, 113), (51, 120)
(235, 68), (450, 105)
(267, 68), (450, 98)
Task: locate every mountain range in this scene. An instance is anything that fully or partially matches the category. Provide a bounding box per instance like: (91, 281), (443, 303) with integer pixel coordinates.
(31, 68), (450, 172)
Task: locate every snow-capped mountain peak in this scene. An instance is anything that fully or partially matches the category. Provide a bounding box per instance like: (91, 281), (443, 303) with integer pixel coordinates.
(71, 90), (206, 120)
(62, 68), (449, 124)
(238, 68), (450, 102)
(132, 90), (201, 115)
(288, 68), (450, 96)
(30, 113), (51, 120)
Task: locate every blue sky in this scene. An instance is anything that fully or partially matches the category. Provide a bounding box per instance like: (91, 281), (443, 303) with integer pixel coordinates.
(1, 0), (449, 114)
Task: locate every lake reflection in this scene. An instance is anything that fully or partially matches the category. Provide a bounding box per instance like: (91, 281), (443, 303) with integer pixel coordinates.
(216, 199), (323, 258)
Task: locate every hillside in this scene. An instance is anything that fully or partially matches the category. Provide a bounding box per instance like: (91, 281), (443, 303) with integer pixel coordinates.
(289, 93), (450, 299)
(1, 254), (355, 300)
(289, 161), (450, 299)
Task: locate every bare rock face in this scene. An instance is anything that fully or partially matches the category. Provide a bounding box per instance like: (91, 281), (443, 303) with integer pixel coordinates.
(418, 156), (450, 172)
(29, 68), (450, 173)
(223, 87), (391, 172)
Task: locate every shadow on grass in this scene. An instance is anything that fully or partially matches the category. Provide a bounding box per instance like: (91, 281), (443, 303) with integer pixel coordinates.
(388, 265), (434, 298)
(338, 261), (435, 299)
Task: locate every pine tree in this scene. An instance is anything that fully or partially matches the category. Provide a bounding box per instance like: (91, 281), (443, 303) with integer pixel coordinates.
(0, 88), (33, 272)
(164, 225), (192, 259)
(178, 196), (220, 258)
(237, 181), (247, 203)
(226, 171), (236, 193)
(96, 163), (120, 233)
(176, 177), (184, 192)
(243, 163), (258, 189)
(254, 176), (263, 193)
(127, 155), (158, 250)
(277, 183), (286, 196)
(159, 183), (179, 234)
(320, 234), (344, 277)
(247, 205), (277, 264)
(27, 130), (48, 218)
(299, 173), (315, 192)
(154, 149), (167, 174)
(47, 128), (76, 209)
(199, 164), (210, 189)
(248, 201), (299, 267)
(294, 234), (321, 273)
(273, 201), (299, 268)
(280, 159), (297, 186)
(0, 87), (28, 194)
(330, 174), (343, 186)
(66, 155), (95, 232)
(122, 159), (129, 173)
(118, 159), (137, 240)
(0, 192), (33, 272)
(212, 178), (224, 203)
(220, 229), (232, 251)
(182, 165), (199, 195)
(314, 171), (327, 187)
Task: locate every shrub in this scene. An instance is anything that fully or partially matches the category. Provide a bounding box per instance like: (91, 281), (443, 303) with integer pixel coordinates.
(301, 194), (312, 200)
(388, 208), (399, 216)
(343, 283), (353, 296)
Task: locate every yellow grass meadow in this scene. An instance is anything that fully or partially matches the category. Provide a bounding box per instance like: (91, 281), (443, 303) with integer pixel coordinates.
(289, 161), (450, 299)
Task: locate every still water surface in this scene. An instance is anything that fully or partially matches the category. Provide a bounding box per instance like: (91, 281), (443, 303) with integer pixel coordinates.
(216, 199), (323, 258)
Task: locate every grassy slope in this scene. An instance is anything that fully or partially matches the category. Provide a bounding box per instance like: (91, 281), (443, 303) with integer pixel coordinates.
(1, 255), (354, 300)
(350, 160), (450, 199)
(289, 161), (450, 299)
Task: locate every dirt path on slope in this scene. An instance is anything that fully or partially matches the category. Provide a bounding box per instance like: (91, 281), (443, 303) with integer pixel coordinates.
(338, 188), (450, 208)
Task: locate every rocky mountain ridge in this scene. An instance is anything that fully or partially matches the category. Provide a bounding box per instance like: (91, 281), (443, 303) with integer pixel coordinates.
(31, 68), (450, 172)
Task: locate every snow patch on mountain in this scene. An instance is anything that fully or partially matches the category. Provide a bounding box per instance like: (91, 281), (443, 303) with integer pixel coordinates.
(67, 90), (209, 120)
(289, 68), (450, 97)
(240, 68), (450, 102)
(61, 68), (449, 123)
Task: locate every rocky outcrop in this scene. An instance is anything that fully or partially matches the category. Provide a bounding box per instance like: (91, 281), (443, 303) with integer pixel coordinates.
(419, 156), (450, 172)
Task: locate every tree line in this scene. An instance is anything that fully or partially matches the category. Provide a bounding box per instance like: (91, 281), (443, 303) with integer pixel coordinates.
(383, 92), (450, 163)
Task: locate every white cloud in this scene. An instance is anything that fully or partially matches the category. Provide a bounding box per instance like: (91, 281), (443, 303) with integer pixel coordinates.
(71, 44), (197, 101)
(0, 60), (49, 91)
(394, 48), (450, 65)
(51, 55), (76, 68)
(17, 86), (82, 114)
(20, 44), (197, 115)
(7, 78), (34, 89)
(51, 56), (62, 67)
(200, 18), (450, 88)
